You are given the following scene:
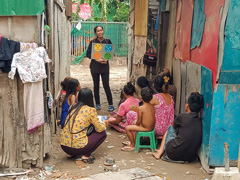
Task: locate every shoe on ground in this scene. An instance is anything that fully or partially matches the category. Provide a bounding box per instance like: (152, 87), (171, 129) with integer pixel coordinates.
(95, 104), (101, 110)
(108, 105), (114, 112)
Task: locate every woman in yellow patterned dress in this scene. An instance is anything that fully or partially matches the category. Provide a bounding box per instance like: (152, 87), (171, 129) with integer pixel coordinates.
(61, 88), (107, 164)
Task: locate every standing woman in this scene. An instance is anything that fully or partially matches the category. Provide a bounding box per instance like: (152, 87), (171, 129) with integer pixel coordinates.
(86, 26), (114, 112)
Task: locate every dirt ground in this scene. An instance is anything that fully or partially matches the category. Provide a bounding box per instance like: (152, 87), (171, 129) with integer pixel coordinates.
(2, 58), (211, 180)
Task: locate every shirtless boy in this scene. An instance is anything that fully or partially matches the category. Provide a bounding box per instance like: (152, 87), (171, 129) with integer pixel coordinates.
(121, 87), (155, 151)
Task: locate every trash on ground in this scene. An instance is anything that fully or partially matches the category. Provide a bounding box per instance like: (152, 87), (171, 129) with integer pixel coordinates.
(0, 170), (32, 177)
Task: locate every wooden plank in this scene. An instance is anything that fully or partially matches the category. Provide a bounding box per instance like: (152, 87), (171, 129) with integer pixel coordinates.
(180, 61), (186, 113)
(158, 12), (169, 72)
(174, 0), (194, 62)
(65, 0), (72, 18)
(164, 0), (177, 72)
(185, 60), (201, 100)
(134, 0), (148, 36)
(130, 64), (147, 83)
(173, 59), (181, 116)
(133, 36), (147, 64)
(217, 0), (230, 82)
(127, 0), (135, 81)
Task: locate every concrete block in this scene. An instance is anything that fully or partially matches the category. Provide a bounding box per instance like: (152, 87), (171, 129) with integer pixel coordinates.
(211, 167), (240, 180)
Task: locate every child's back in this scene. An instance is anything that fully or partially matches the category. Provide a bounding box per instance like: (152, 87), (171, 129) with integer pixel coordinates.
(139, 102), (155, 131)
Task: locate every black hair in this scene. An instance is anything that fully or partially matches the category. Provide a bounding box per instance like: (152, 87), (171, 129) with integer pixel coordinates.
(187, 92), (204, 113)
(123, 82), (136, 96)
(60, 77), (72, 91)
(64, 88), (94, 130)
(94, 25), (104, 33)
(141, 87), (153, 103)
(77, 88), (94, 108)
(66, 78), (79, 98)
(137, 76), (150, 88)
(154, 75), (169, 93)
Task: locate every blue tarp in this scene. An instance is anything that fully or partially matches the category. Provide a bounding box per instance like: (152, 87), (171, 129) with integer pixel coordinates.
(190, 0), (206, 49)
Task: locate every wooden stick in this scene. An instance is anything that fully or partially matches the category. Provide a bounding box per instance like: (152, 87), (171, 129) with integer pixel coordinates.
(238, 141), (240, 171)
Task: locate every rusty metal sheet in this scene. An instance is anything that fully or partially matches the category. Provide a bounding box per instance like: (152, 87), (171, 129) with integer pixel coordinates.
(174, 0), (194, 63)
(185, 61), (201, 100)
(190, 0), (225, 87)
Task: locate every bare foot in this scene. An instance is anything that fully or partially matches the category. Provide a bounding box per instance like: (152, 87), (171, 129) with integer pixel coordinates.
(152, 152), (161, 160)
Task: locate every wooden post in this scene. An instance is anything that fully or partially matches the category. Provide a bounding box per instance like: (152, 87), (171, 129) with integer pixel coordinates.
(238, 141), (240, 171)
(224, 142), (230, 171)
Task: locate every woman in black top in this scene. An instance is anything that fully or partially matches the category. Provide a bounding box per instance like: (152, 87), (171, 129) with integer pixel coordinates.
(86, 25), (114, 112)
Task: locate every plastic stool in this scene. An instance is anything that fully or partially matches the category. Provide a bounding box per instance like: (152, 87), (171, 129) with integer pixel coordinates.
(135, 130), (157, 152)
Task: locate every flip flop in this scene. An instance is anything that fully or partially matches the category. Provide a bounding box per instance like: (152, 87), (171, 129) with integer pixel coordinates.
(77, 157), (95, 164)
(122, 141), (131, 146)
(121, 146), (135, 151)
(161, 155), (188, 164)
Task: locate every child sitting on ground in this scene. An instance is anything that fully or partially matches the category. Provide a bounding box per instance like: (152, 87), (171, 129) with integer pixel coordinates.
(121, 87), (155, 151)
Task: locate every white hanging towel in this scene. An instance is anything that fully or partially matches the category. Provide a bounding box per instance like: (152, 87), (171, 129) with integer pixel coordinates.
(24, 81), (44, 133)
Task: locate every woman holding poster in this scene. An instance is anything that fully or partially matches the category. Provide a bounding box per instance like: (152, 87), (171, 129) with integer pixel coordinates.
(86, 25), (114, 112)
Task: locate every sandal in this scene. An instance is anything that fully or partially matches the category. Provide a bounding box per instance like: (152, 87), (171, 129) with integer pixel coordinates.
(122, 141), (131, 146)
(78, 157), (95, 164)
(121, 146), (135, 151)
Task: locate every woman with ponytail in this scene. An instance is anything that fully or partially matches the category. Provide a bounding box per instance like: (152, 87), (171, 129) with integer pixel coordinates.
(150, 75), (174, 136)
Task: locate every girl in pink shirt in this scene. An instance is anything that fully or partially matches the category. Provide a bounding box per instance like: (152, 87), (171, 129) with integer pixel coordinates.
(108, 82), (139, 132)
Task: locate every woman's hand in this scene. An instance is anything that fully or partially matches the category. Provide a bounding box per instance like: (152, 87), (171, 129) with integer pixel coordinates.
(103, 120), (109, 126)
(97, 57), (107, 64)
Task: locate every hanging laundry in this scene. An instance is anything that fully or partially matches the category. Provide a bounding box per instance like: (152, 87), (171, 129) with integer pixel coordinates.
(20, 42), (38, 52)
(24, 81), (45, 133)
(0, 37), (20, 73)
(8, 47), (51, 83)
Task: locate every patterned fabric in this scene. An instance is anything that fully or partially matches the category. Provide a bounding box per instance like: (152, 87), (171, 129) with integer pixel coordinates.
(8, 47), (51, 83)
(60, 105), (106, 148)
(20, 42), (38, 52)
(126, 110), (138, 125)
(154, 93), (175, 136)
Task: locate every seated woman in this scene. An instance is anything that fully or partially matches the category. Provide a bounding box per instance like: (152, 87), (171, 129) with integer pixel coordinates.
(60, 88), (107, 164)
(108, 82), (140, 133)
(135, 76), (154, 106)
(160, 68), (177, 105)
(60, 78), (81, 129)
(150, 75), (175, 137)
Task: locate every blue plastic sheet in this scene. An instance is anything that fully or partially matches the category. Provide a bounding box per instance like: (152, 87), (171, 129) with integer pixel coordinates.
(190, 0), (206, 49)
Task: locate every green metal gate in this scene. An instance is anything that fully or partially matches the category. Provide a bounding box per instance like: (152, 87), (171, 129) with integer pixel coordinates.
(71, 21), (128, 57)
